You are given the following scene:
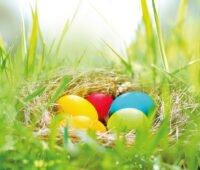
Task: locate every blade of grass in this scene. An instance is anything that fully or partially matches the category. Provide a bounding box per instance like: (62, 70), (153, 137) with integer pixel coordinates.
(15, 86), (46, 111)
(0, 46), (5, 70)
(0, 46), (13, 82)
(26, 7), (39, 75)
(0, 35), (4, 49)
(103, 40), (134, 76)
(53, 0), (82, 61)
(49, 114), (69, 149)
(23, 86), (46, 103)
(19, 3), (27, 59)
(63, 126), (68, 145)
(152, 0), (169, 73)
(140, 0), (153, 41)
(147, 79), (171, 154)
(74, 48), (87, 67)
(172, 58), (200, 74)
(38, 22), (47, 70)
(88, 0), (123, 41)
(177, 0), (188, 26)
(151, 64), (186, 84)
(191, 38), (200, 92)
(140, 0), (158, 83)
(46, 75), (72, 107)
(47, 37), (56, 58)
(53, 20), (70, 61)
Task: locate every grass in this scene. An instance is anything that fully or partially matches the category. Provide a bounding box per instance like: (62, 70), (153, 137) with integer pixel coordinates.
(0, 0), (200, 169)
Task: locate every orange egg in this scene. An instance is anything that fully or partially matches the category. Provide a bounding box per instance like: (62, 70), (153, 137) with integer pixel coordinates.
(71, 116), (93, 129)
(66, 116), (106, 132)
(92, 121), (106, 133)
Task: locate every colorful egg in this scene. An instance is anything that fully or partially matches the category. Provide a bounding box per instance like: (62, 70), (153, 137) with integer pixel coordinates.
(109, 92), (155, 116)
(56, 95), (98, 119)
(70, 116), (106, 132)
(70, 116), (92, 129)
(86, 93), (113, 122)
(107, 108), (147, 132)
(92, 121), (107, 132)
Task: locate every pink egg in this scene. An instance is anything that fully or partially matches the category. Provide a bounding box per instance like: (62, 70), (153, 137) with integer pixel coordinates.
(86, 93), (113, 123)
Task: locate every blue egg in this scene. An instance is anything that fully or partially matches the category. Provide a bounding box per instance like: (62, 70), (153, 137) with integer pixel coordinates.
(109, 92), (155, 116)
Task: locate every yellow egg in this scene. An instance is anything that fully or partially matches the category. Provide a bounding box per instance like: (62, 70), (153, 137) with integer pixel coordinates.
(56, 95), (98, 120)
(67, 116), (106, 132)
(71, 116), (93, 129)
(92, 121), (106, 133)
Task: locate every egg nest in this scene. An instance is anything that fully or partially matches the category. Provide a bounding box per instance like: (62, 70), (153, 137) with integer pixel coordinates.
(18, 69), (196, 147)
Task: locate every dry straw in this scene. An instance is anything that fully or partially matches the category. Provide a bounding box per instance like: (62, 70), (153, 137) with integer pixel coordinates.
(18, 69), (194, 147)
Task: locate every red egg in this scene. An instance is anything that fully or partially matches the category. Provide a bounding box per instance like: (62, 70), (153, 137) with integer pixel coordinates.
(86, 93), (113, 123)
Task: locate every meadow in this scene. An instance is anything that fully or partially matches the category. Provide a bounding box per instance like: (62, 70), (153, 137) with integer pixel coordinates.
(0, 0), (200, 169)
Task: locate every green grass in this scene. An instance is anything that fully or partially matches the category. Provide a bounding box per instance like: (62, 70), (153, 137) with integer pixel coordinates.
(0, 0), (200, 169)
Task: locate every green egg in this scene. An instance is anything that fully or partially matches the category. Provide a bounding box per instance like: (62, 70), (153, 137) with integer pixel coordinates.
(107, 108), (147, 132)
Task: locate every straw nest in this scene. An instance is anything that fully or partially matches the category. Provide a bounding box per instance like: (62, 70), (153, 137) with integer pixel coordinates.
(18, 69), (195, 147)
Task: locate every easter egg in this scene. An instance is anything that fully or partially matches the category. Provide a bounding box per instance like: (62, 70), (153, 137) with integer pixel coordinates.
(92, 121), (107, 132)
(56, 95), (98, 119)
(70, 116), (106, 132)
(86, 93), (113, 122)
(107, 108), (147, 132)
(109, 92), (155, 116)
(70, 116), (93, 129)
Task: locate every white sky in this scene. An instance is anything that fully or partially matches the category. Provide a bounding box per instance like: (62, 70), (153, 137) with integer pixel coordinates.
(20, 0), (144, 43)
(18, 0), (150, 58)
(2, 0), (173, 58)
(1, 0), (176, 45)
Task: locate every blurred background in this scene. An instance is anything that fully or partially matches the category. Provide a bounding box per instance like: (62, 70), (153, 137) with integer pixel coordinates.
(0, 0), (199, 62)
